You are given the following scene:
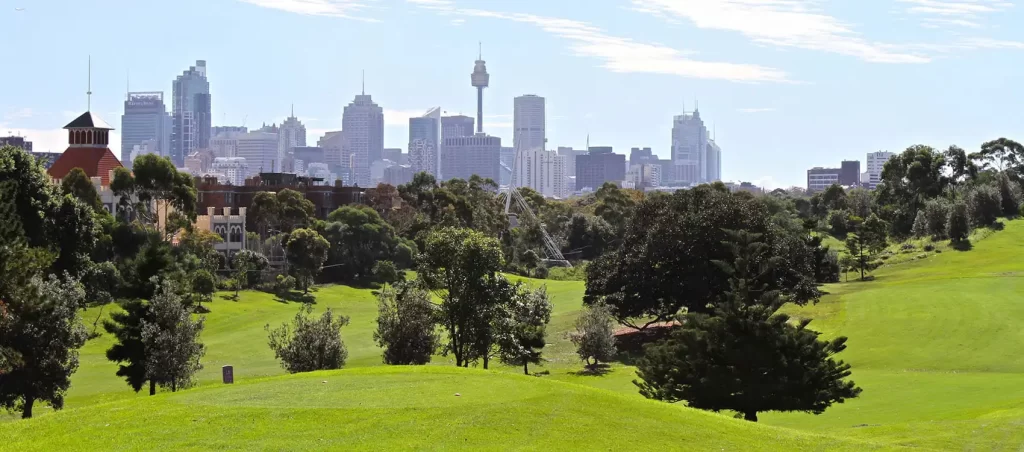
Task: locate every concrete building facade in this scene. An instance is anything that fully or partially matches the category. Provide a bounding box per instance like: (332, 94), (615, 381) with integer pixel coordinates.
(576, 147), (626, 191)
(341, 93), (384, 187)
(513, 147), (567, 198)
(236, 131), (278, 178)
(866, 151), (895, 189)
(409, 108), (441, 179)
(121, 92), (171, 167)
(442, 134), (501, 183)
(513, 94), (545, 153)
(671, 108), (708, 185)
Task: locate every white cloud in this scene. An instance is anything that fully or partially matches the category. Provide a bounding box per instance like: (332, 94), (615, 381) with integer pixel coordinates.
(630, 0), (931, 63)
(750, 175), (780, 190)
(958, 37), (1024, 49)
(449, 18), (465, 25)
(737, 107), (777, 113)
(898, 0), (1013, 30)
(237, 0), (379, 21)
(410, 1), (791, 82)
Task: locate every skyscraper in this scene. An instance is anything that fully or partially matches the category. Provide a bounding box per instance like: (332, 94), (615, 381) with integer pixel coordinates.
(707, 139), (722, 183)
(171, 60), (211, 167)
(513, 148), (568, 198)
(409, 108), (441, 179)
(341, 90), (384, 187)
(236, 131), (278, 178)
(279, 107), (307, 172)
(441, 115), (474, 139)
(471, 46), (489, 133)
(866, 151), (895, 189)
(671, 106), (708, 185)
(576, 147), (626, 191)
(513, 94), (545, 153)
(121, 92), (171, 167)
(442, 134), (501, 183)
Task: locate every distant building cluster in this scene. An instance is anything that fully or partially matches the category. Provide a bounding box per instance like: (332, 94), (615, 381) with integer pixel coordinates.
(806, 152), (895, 192)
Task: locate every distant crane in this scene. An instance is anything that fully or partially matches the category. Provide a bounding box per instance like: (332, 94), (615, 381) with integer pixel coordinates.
(498, 134), (571, 268)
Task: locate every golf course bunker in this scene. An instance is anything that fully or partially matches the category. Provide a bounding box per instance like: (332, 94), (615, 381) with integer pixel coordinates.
(172, 368), (560, 410)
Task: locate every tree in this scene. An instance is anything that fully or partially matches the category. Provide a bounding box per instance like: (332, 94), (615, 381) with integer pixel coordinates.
(285, 228), (329, 293)
(520, 249), (540, 277)
(191, 269), (216, 311)
(0, 274), (88, 418)
(103, 299), (154, 395)
(499, 286), (552, 375)
(997, 172), (1019, 217)
(60, 167), (102, 210)
(141, 282), (205, 392)
(110, 154), (197, 237)
(976, 138), (1024, 172)
(634, 230), (861, 422)
(947, 201), (971, 243)
(944, 145), (977, 195)
(911, 210), (928, 238)
(266, 304), (349, 373)
(418, 227), (506, 367)
(967, 185), (1002, 227)
(845, 214), (888, 280)
(875, 146), (948, 236)
(371, 260), (403, 284)
(232, 250), (269, 295)
(585, 186), (820, 328)
(322, 205), (405, 282)
(922, 199), (951, 239)
(248, 191), (280, 237)
(277, 189), (315, 232)
(178, 229), (224, 274)
(571, 303), (617, 368)
(373, 282), (439, 365)
(562, 214), (614, 260)
(593, 182), (637, 235)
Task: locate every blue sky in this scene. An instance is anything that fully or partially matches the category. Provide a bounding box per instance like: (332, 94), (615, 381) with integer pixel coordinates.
(2, 0), (1023, 188)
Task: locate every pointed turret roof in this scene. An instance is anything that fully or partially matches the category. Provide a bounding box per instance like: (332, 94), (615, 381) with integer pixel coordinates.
(64, 111), (113, 130)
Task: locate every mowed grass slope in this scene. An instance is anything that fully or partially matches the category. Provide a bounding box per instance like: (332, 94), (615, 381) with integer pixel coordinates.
(765, 220), (1024, 450)
(0, 367), (893, 451)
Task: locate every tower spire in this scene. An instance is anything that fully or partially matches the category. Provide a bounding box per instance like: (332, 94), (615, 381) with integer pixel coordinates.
(87, 55), (92, 111)
(291, 103), (294, 118)
(361, 70), (365, 95)
(479, 41), (482, 60)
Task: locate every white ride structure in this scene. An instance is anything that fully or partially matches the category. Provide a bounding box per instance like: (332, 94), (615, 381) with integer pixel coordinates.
(499, 139), (571, 268)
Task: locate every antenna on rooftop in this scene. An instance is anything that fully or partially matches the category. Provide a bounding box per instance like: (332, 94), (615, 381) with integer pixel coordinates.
(87, 55), (93, 111)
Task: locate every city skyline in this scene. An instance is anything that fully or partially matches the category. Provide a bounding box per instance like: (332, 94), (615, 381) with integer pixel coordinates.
(3, 0), (1024, 188)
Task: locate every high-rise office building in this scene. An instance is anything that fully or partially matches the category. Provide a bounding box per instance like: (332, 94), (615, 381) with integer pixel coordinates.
(0, 135), (32, 151)
(513, 94), (545, 153)
(866, 151), (895, 189)
(629, 147), (654, 166)
(840, 160), (860, 186)
(513, 148), (567, 198)
(210, 129), (244, 159)
(441, 115), (474, 140)
(707, 139), (722, 182)
(576, 147), (626, 191)
(212, 126), (247, 136)
(121, 92), (171, 167)
(383, 148), (404, 164)
(318, 131), (344, 172)
(557, 146), (587, 194)
(278, 110), (306, 173)
(671, 106), (708, 185)
(442, 134), (501, 183)
(236, 131), (278, 178)
(341, 91), (384, 187)
(807, 167), (841, 192)
(171, 60), (211, 167)
(409, 108), (441, 178)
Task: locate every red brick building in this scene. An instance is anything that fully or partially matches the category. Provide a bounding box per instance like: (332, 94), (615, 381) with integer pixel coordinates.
(195, 173), (365, 220)
(47, 112), (122, 185)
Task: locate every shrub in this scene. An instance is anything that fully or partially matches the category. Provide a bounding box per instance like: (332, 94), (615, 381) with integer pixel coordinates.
(948, 201), (971, 242)
(266, 304), (349, 373)
(533, 266), (550, 279)
(274, 274), (296, 295)
(967, 185), (1002, 227)
(911, 210), (928, 238)
(923, 244), (935, 252)
(372, 260), (404, 284)
(373, 282), (439, 365)
(900, 243), (915, 251)
(827, 209), (852, 237)
(571, 303), (617, 367)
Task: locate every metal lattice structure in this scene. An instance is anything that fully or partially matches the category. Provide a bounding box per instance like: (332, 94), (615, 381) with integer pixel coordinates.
(500, 134), (571, 268)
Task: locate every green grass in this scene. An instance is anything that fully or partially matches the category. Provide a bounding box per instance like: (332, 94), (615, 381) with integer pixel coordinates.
(5, 221), (1024, 449)
(0, 367), (892, 451)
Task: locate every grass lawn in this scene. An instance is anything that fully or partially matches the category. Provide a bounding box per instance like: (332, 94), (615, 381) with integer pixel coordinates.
(4, 221), (1024, 449)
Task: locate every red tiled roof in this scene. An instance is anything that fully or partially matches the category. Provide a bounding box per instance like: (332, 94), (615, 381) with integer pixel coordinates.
(47, 147), (123, 186)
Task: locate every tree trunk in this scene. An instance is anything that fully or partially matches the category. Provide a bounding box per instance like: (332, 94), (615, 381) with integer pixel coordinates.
(171, 378), (177, 393)
(149, 380), (156, 396)
(483, 354), (489, 370)
(744, 411), (758, 422)
(22, 396), (34, 419)
(523, 362), (529, 375)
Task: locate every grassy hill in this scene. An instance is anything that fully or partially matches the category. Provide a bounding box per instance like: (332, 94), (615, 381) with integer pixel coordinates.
(0, 367), (890, 451)
(4, 221), (1024, 449)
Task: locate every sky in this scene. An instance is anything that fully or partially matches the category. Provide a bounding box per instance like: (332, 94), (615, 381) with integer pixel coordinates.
(2, 0), (1023, 188)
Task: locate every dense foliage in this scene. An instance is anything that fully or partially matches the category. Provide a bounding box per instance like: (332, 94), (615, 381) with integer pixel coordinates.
(266, 304), (350, 373)
(373, 282), (440, 365)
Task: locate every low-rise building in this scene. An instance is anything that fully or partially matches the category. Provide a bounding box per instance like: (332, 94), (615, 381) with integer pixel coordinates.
(194, 207), (247, 259)
(195, 172), (364, 219)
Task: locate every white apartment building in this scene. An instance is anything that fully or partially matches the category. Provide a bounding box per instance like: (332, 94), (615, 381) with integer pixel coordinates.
(866, 151), (895, 189)
(211, 157), (249, 186)
(513, 95), (546, 153)
(513, 148), (568, 199)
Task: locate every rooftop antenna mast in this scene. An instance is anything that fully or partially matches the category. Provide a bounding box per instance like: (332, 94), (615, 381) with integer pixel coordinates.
(87, 56), (92, 111)
(361, 70), (365, 95)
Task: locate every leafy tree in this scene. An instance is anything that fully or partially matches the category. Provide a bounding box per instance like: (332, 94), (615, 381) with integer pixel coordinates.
(0, 274), (88, 418)
(82, 260), (121, 306)
(60, 167), (102, 210)
(121, 238), (174, 300)
(585, 186), (820, 328)
(967, 185), (1002, 227)
(277, 189), (315, 232)
(827, 209), (853, 237)
(562, 214), (614, 260)
(498, 286), (552, 375)
(322, 205), (405, 282)
(838, 254), (855, 282)
(947, 201), (971, 243)
(373, 282), (439, 365)
(820, 184), (848, 211)
(571, 303), (617, 368)
(178, 229), (223, 274)
(371, 260), (403, 284)
(944, 145), (977, 195)
(975, 138), (1024, 172)
(111, 154), (197, 237)
(191, 269), (216, 311)
(911, 210), (928, 238)
(266, 304), (349, 373)
(845, 214), (888, 280)
(418, 227), (506, 367)
(875, 146), (948, 236)
(142, 282), (205, 392)
(103, 299), (154, 395)
(285, 228), (329, 293)
(846, 188), (874, 219)
(520, 249), (540, 277)
(248, 191), (280, 237)
(922, 199), (951, 239)
(997, 172), (1019, 217)
(232, 249), (269, 295)
(593, 182), (637, 234)
(50, 194), (99, 279)
(634, 231), (861, 422)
